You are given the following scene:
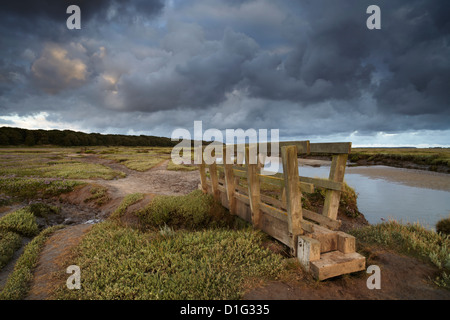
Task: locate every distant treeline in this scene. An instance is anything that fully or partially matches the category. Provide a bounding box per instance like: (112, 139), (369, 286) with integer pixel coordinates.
(0, 127), (177, 147)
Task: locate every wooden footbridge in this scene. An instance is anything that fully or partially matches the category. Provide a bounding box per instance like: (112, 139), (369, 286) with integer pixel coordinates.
(197, 141), (365, 280)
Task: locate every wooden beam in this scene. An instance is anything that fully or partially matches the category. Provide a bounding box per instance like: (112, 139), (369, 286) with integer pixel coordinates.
(223, 147), (236, 215)
(233, 140), (311, 156)
(199, 158), (208, 194)
(235, 184), (248, 196)
(260, 194), (284, 210)
(299, 176), (343, 191)
(246, 146), (262, 228)
(278, 141), (310, 155)
(303, 209), (341, 230)
(260, 171), (341, 191)
(258, 174), (284, 187)
(209, 162), (220, 201)
(234, 191), (250, 205)
(281, 145), (303, 253)
(259, 202), (287, 222)
(258, 174), (315, 193)
(232, 169), (247, 179)
(322, 154), (348, 220)
(309, 142), (352, 154)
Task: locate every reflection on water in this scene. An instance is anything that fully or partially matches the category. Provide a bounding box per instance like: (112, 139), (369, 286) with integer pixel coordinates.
(264, 163), (450, 229)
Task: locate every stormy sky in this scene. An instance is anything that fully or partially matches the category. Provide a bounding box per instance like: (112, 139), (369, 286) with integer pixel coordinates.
(0, 0), (449, 146)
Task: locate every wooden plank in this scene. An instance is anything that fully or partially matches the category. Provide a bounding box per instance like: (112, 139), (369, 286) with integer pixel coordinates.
(259, 202), (288, 222)
(336, 231), (356, 254)
(233, 191), (315, 248)
(261, 171), (341, 191)
(235, 184), (248, 195)
(259, 175), (315, 194)
(260, 194), (284, 209)
(310, 251), (365, 280)
(309, 142), (352, 154)
(232, 169), (247, 179)
(278, 141), (310, 155)
(209, 162), (220, 201)
(303, 209), (341, 230)
(322, 154), (348, 220)
(231, 140), (310, 156)
(246, 146), (261, 228)
(199, 160), (208, 193)
(299, 182), (314, 194)
(217, 184), (226, 194)
(233, 193), (292, 247)
(234, 191), (250, 205)
(227, 141), (351, 156)
(258, 174), (284, 187)
(299, 176), (342, 191)
(308, 224), (338, 253)
(232, 164), (247, 171)
(298, 236), (321, 270)
(281, 145), (303, 253)
(224, 162), (237, 215)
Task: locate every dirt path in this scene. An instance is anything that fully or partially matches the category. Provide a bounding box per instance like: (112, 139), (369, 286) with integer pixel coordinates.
(25, 224), (92, 300)
(244, 248), (450, 300)
(20, 155), (201, 299)
(79, 155), (200, 198)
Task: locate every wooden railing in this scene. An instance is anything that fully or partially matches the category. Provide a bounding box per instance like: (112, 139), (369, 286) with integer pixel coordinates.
(198, 140), (351, 255)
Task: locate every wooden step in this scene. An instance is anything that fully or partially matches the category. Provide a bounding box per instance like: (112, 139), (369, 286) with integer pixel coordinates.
(310, 251), (366, 280)
(305, 226), (356, 254)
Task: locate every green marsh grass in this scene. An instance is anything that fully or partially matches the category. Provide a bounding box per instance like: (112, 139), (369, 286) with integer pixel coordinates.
(0, 207), (39, 237)
(136, 190), (234, 230)
(0, 231), (22, 270)
(110, 193), (145, 220)
(351, 220), (450, 289)
(0, 225), (64, 300)
(54, 221), (285, 300)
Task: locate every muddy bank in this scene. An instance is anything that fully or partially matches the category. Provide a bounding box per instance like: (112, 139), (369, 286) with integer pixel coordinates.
(300, 155), (449, 174)
(244, 248), (450, 300)
(351, 156), (449, 174)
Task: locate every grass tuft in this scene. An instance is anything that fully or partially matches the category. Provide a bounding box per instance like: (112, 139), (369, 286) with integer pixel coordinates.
(84, 185), (110, 206)
(0, 231), (22, 270)
(136, 190), (234, 230)
(110, 193), (145, 220)
(0, 207), (39, 237)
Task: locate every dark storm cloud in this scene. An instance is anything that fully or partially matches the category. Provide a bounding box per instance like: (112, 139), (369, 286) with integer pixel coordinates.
(1, 0), (164, 23)
(0, 0), (449, 141)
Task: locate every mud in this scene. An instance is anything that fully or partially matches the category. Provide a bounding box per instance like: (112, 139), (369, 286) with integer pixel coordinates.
(244, 248), (450, 300)
(25, 224), (92, 300)
(77, 156), (200, 198)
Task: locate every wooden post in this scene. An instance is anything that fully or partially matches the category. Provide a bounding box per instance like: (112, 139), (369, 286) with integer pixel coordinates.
(246, 146), (261, 228)
(198, 151), (208, 194)
(322, 154), (348, 220)
(281, 187), (286, 207)
(223, 147), (236, 215)
(281, 145), (303, 254)
(209, 162), (220, 201)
